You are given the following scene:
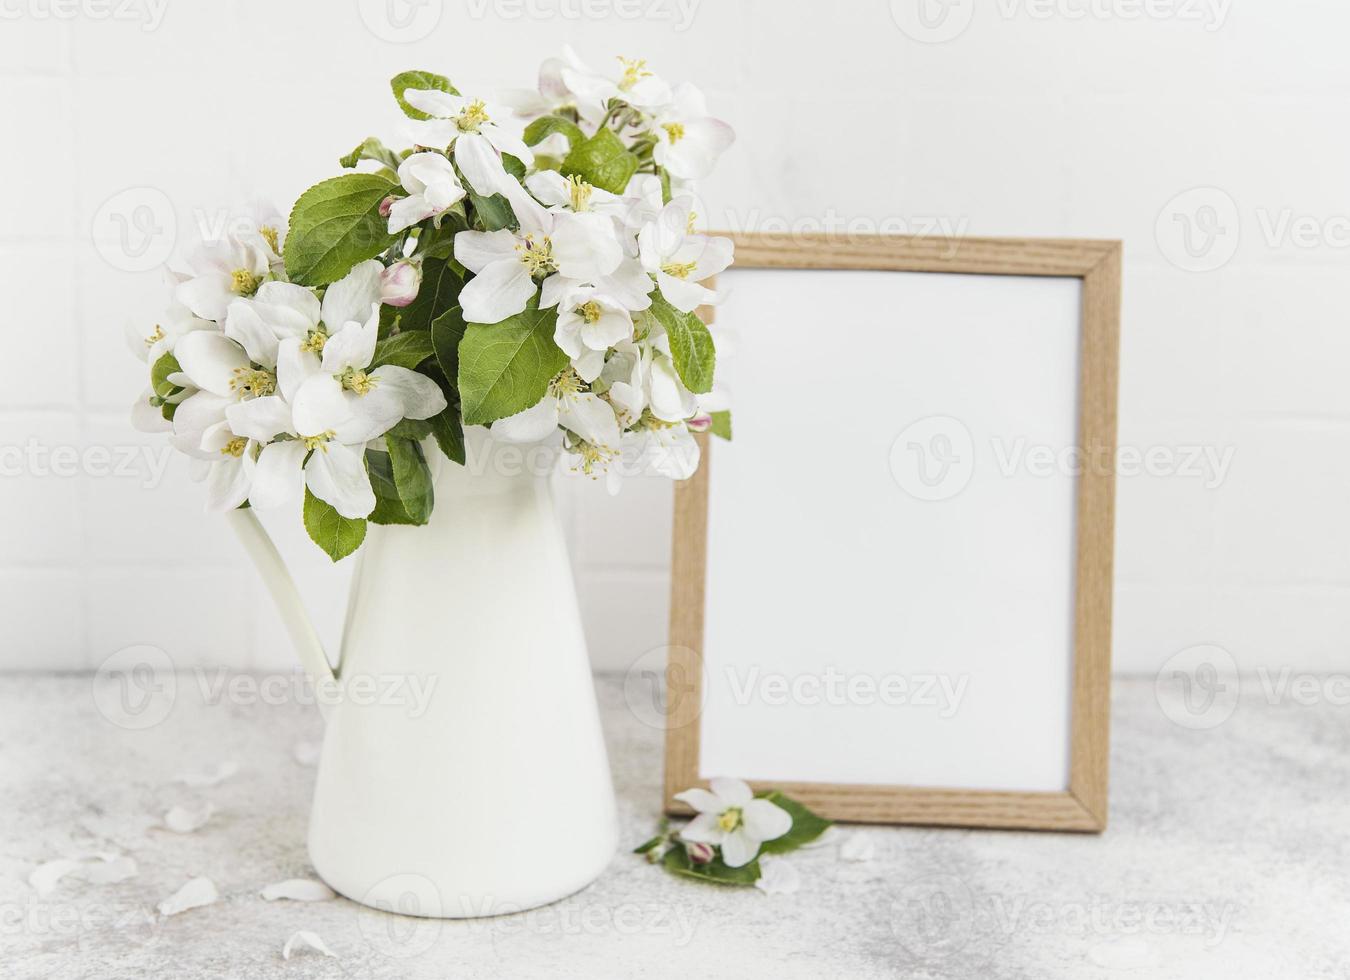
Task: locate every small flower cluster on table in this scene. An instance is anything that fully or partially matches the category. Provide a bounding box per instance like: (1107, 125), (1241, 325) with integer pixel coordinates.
(636, 778), (832, 892)
(131, 49), (734, 561)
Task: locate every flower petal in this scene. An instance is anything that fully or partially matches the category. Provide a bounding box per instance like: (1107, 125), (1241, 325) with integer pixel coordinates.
(720, 828), (758, 868)
(454, 229), (520, 275)
(223, 299), (280, 368)
(226, 395), (293, 442)
(321, 261), (384, 333)
(204, 453), (254, 512)
(250, 440), (306, 510)
(454, 132), (510, 197)
(292, 375), (353, 439)
(677, 812), (726, 845)
(551, 211), (623, 281)
(175, 332), (250, 398)
(490, 395), (559, 444)
(320, 306), (379, 374)
(709, 776), (753, 806)
(558, 392), (620, 448)
(742, 798), (793, 843)
(277, 338), (320, 403)
(305, 442), (376, 519)
(672, 788), (723, 814)
(458, 259), (536, 324)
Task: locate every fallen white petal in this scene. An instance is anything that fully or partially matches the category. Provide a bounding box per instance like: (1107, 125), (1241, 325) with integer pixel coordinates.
(78, 855), (139, 884)
(754, 859), (801, 896)
(29, 859), (82, 895)
(293, 741), (320, 766)
(164, 803), (216, 833)
(158, 876), (219, 916)
(840, 833), (875, 863)
(260, 879), (336, 902)
(178, 760), (240, 787)
(283, 930), (337, 960)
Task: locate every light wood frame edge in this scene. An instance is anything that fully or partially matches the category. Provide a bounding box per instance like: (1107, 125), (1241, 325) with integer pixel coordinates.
(662, 232), (1121, 833)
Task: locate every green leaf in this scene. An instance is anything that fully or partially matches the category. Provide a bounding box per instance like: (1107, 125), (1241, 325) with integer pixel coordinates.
(501, 153), (526, 182)
(710, 410), (732, 441)
(387, 436), (434, 525)
(366, 449), (419, 526)
(340, 136), (401, 172)
(150, 351), (181, 399)
(387, 417), (432, 440)
(649, 293), (716, 394)
(428, 405), (465, 465)
(391, 257), (463, 334)
(524, 115), (586, 149)
(661, 846), (761, 886)
(657, 166), (673, 205)
(458, 306), (566, 426)
(467, 186), (516, 232)
(633, 834), (667, 855)
(302, 489), (367, 561)
(561, 127), (640, 195)
(431, 305), (467, 384)
(370, 330), (436, 370)
(284, 173), (397, 286)
(391, 70), (458, 120)
(756, 792), (832, 855)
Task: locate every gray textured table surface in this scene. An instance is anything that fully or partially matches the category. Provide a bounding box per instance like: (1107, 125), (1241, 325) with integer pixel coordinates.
(2, 673), (1348, 979)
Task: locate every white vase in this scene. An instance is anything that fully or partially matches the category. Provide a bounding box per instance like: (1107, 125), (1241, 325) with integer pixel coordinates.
(227, 430), (619, 918)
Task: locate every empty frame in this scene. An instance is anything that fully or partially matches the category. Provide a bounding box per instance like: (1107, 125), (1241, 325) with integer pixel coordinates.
(664, 233), (1120, 831)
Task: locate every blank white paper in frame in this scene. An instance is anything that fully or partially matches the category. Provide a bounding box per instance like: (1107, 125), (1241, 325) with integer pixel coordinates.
(700, 267), (1083, 793)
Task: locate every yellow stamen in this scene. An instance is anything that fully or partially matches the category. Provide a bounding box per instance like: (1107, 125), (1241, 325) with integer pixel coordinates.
(570, 440), (616, 478)
(662, 121), (685, 144)
(300, 329), (328, 354)
(303, 431), (335, 452)
(717, 808), (742, 832)
(230, 268), (262, 296)
(617, 56), (652, 92)
(145, 325), (165, 346)
(259, 225), (280, 253)
(550, 369), (585, 398)
(457, 99), (490, 132)
(567, 174), (593, 212)
(686, 211), (697, 234)
(577, 300), (604, 324)
(221, 437), (248, 458)
(340, 368), (376, 395)
(229, 368), (276, 399)
(515, 234), (557, 277)
(661, 260), (697, 280)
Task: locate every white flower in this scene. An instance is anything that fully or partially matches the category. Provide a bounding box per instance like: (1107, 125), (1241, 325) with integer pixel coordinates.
(454, 182), (624, 324)
(491, 370), (621, 461)
(380, 259), (422, 307)
(525, 170), (625, 220)
(561, 54), (673, 121)
(674, 777), (792, 868)
(652, 83), (735, 180)
(196, 418), (258, 512)
(404, 90), (533, 197)
(234, 200), (288, 275)
(499, 44), (592, 120)
(170, 332), (274, 455)
(554, 287), (633, 382)
(387, 152), (466, 234)
(638, 197), (734, 313)
(223, 281), (321, 369)
(291, 304), (447, 447)
(125, 295), (212, 365)
(174, 233), (272, 322)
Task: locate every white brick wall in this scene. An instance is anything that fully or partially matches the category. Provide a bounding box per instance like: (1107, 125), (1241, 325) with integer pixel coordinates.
(2, 0), (1347, 675)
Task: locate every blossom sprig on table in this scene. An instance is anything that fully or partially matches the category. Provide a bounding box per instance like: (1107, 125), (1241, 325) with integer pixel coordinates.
(130, 50), (734, 561)
(635, 778), (832, 888)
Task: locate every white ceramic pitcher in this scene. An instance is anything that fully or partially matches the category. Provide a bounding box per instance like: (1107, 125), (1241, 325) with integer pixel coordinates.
(226, 430), (619, 918)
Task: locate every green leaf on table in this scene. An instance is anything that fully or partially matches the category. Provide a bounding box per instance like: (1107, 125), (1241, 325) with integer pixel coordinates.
(648, 293), (716, 394)
(150, 351), (181, 399)
(387, 435), (434, 525)
(524, 115), (586, 149)
(756, 792), (832, 855)
(302, 489), (367, 561)
(391, 70), (458, 120)
(370, 330), (436, 370)
(561, 126), (639, 195)
(710, 410), (732, 441)
(633, 834), (667, 856)
(339, 136), (401, 172)
(284, 173), (397, 286)
(661, 846), (761, 886)
(458, 305), (566, 426)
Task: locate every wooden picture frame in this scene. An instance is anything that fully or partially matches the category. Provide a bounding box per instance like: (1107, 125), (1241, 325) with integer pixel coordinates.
(663, 232), (1121, 832)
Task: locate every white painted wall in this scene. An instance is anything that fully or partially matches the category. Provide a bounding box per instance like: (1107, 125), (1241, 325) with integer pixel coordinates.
(2, 0), (1346, 676)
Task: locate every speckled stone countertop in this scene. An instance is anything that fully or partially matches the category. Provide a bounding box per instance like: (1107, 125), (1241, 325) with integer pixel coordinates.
(2, 673), (1348, 979)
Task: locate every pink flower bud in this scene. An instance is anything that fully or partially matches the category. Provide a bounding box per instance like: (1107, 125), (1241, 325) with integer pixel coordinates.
(687, 414), (712, 433)
(684, 841), (715, 865)
(380, 260), (422, 308)
(378, 195), (397, 218)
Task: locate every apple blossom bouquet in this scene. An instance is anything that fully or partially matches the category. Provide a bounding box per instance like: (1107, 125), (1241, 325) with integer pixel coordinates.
(131, 50), (734, 560)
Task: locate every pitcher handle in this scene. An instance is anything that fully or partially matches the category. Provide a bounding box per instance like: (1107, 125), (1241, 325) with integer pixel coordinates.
(226, 509), (337, 716)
